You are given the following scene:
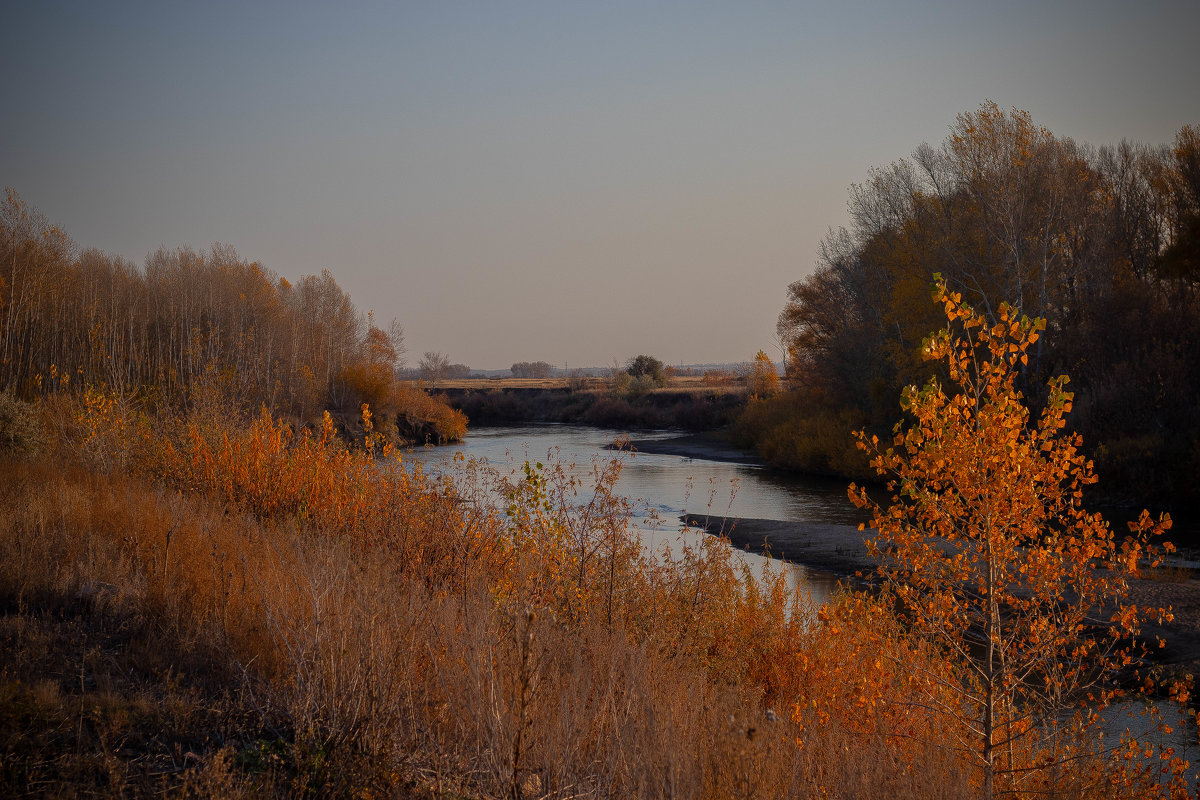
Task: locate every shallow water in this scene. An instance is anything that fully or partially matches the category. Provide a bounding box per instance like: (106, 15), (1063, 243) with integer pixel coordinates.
(399, 423), (862, 604)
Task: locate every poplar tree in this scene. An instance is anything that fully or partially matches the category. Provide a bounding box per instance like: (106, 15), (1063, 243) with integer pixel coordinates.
(850, 281), (1175, 798)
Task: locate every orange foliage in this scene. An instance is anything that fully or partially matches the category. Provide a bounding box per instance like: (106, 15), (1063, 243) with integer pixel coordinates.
(388, 383), (467, 443)
(851, 280), (1187, 798)
(747, 349), (780, 398)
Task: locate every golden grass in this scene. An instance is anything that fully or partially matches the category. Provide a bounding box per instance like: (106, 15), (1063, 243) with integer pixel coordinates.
(0, 453), (975, 798)
(436, 377), (577, 390)
(0, 396), (1188, 798)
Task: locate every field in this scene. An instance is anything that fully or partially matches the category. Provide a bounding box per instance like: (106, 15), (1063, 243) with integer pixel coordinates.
(434, 375), (747, 395)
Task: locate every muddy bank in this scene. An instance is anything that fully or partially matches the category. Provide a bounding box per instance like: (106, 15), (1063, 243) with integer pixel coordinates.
(685, 513), (1200, 676)
(682, 514), (874, 577)
(621, 433), (763, 466)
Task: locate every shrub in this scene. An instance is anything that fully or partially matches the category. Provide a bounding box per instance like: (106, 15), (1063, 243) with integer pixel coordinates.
(732, 389), (871, 477)
(626, 354), (667, 386)
(0, 392), (45, 456)
(389, 385), (467, 443)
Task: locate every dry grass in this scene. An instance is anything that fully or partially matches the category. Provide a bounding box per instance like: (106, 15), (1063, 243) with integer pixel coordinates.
(0, 460), (283, 797)
(437, 377), (577, 390)
(0, 396), (1189, 798)
(1144, 565), (1196, 584)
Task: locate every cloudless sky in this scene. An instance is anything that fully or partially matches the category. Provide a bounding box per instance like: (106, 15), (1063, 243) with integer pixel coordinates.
(3, 1), (1198, 368)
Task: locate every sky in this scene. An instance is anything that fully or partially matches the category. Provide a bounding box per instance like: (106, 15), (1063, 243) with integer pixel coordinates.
(3, 1), (1198, 370)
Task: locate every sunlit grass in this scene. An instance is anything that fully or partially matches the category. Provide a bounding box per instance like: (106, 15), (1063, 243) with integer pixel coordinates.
(0, 394), (1190, 798)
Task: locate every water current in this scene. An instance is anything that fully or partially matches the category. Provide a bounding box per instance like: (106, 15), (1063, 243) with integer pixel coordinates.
(398, 423), (863, 604)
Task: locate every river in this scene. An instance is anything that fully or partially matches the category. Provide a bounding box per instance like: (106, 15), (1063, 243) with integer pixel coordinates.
(398, 423), (864, 604)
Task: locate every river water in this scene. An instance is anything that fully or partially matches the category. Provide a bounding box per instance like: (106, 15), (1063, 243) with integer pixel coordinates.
(399, 423), (862, 604)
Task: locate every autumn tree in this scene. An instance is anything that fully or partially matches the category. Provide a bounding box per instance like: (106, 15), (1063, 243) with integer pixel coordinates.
(0, 189), (468, 429)
(759, 110), (1200, 505)
(419, 351), (451, 388)
(1, 188), (74, 397)
(334, 312), (404, 409)
(746, 350), (780, 397)
(1159, 124), (1200, 284)
(850, 282), (1174, 798)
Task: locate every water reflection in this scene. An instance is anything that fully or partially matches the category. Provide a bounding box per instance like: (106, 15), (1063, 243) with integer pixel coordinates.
(400, 424), (856, 604)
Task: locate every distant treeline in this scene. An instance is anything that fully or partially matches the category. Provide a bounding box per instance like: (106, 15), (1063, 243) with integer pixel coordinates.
(510, 360), (555, 378)
(0, 188), (465, 441)
(737, 104), (1200, 508)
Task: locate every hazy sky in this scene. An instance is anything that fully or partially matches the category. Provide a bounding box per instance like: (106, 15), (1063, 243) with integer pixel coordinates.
(3, 1), (1198, 369)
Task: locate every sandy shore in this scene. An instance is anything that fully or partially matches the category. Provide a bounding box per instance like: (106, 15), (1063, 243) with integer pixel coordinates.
(685, 513), (1200, 677)
(682, 514), (875, 577)
(622, 433), (764, 465)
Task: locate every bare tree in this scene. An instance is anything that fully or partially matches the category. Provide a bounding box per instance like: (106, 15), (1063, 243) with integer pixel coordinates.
(511, 361), (554, 378)
(419, 351), (451, 388)
(387, 318), (407, 371)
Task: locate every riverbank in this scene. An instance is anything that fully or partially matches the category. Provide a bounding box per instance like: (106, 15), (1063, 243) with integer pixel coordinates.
(621, 432), (764, 465)
(681, 514), (872, 578)
(684, 513), (1200, 679)
(443, 386), (747, 431)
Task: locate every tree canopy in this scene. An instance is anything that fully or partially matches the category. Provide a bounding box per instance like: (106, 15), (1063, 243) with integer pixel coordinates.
(754, 105), (1200, 507)
(511, 361), (554, 379)
(625, 354), (666, 386)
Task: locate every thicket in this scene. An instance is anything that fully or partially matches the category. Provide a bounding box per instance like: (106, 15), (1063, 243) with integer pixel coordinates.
(0, 390), (45, 456)
(0, 188), (465, 444)
(0, 392), (954, 798)
(739, 105), (1200, 511)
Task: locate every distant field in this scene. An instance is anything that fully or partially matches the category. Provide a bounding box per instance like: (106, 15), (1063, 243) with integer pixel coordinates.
(435, 377), (574, 390)
(431, 375), (746, 394)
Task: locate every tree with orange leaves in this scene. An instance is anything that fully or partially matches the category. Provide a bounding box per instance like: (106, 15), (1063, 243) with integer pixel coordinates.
(850, 279), (1176, 799)
(747, 349), (780, 398)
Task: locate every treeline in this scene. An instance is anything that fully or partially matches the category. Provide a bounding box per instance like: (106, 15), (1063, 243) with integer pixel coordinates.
(0, 189), (464, 441)
(737, 104), (1200, 508)
(511, 360), (555, 378)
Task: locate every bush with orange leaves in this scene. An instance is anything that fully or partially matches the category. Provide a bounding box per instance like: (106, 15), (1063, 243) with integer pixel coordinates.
(388, 382), (468, 444)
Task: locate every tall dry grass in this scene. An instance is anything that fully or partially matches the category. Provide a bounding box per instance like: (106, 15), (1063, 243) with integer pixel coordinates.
(0, 391), (1188, 797)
